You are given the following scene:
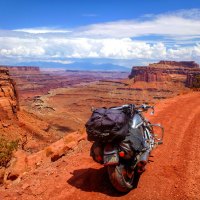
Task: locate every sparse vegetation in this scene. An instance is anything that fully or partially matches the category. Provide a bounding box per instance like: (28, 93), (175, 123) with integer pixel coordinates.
(0, 137), (18, 167)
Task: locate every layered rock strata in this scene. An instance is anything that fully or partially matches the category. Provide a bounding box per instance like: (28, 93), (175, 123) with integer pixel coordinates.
(149, 61), (199, 68)
(0, 67), (19, 119)
(6, 67), (128, 105)
(129, 61), (200, 86)
(0, 66), (40, 73)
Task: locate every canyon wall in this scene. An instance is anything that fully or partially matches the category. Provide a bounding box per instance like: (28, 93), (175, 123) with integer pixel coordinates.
(149, 61), (199, 68)
(1, 66), (40, 74)
(7, 66), (128, 105)
(0, 67), (19, 119)
(129, 61), (200, 86)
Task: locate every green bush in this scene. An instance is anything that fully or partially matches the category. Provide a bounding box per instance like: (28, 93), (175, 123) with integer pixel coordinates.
(0, 137), (18, 167)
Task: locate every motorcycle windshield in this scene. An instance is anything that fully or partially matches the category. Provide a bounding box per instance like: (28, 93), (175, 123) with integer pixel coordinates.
(131, 114), (143, 128)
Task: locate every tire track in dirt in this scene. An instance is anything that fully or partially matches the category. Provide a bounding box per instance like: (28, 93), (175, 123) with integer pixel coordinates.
(172, 111), (200, 199)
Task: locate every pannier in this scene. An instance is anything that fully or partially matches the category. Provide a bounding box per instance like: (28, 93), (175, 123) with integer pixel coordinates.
(90, 142), (104, 164)
(122, 127), (146, 153)
(85, 107), (131, 142)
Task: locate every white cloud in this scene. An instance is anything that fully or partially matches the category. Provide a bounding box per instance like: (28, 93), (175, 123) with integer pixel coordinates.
(14, 28), (71, 34)
(39, 59), (73, 64)
(0, 36), (199, 62)
(170, 8), (200, 19)
(73, 10), (200, 39)
(0, 9), (200, 65)
(12, 9), (200, 40)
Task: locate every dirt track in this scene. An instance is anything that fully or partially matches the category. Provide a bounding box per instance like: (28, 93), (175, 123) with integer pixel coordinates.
(1, 92), (200, 200)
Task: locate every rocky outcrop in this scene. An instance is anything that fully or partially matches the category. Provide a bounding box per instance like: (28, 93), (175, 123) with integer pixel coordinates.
(150, 61), (199, 68)
(3, 131), (85, 184)
(129, 61), (200, 85)
(1, 66), (40, 74)
(0, 67), (19, 119)
(129, 66), (172, 82)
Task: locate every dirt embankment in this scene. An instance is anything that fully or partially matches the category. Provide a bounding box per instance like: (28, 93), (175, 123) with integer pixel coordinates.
(0, 92), (199, 200)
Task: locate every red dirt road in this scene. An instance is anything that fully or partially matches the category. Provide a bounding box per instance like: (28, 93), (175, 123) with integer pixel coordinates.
(1, 92), (200, 200)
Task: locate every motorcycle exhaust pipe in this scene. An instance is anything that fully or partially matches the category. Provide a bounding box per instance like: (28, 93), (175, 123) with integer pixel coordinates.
(137, 151), (150, 174)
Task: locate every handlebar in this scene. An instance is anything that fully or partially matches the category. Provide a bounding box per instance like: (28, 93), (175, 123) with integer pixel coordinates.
(92, 103), (155, 114)
(136, 104), (154, 110)
(135, 104), (155, 114)
(109, 104), (155, 115)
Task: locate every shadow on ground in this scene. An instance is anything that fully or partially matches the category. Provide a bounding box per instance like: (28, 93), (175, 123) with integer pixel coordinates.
(67, 167), (141, 197)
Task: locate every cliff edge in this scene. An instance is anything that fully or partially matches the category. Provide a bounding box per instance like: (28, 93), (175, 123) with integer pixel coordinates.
(129, 61), (200, 87)
(0, 67), (19, 120)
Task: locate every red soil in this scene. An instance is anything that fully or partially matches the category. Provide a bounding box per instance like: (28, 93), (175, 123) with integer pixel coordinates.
(0, 91), (199, 200)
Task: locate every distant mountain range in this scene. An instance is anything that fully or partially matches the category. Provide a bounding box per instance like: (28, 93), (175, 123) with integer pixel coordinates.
(16, 61), (130, 72)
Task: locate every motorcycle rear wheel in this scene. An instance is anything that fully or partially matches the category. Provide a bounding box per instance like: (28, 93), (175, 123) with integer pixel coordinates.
(107, 164), (134, 193)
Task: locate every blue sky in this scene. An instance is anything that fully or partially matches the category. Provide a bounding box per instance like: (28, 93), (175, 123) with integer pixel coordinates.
(0, 0), (200, 67)
(0, 0), (199, 29)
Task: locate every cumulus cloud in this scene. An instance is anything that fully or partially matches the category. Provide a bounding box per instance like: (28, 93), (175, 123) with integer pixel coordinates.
(0, 9), (200, 65)
(0, 35), (199, 62)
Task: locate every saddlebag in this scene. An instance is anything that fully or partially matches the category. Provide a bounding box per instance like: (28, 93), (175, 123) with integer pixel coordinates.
(85, 107), (130, 142)
(90, 142), (104, 164)
(123, 128), (146, 153)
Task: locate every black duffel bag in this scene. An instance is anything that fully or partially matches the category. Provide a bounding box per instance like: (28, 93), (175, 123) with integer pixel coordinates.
(85, 107), (130, 142)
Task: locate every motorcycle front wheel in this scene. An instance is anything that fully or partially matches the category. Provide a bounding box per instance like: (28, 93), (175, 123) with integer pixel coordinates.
(107, 164), (134, 193)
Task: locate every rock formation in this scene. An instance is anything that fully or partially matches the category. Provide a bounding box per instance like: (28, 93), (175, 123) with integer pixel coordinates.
(129, 66), (172, 82)
(0, 67), (19, 119)
(129, 61), (200, 86)
(149, 61), (199, 68)
(1, 66), (40, 74)
(7, 67), (128, 106)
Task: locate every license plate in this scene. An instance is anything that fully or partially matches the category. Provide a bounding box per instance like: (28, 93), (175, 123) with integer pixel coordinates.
(104, 153), (119, 165)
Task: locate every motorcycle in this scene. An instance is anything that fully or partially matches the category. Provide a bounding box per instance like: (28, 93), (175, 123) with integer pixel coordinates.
(89, 104), (164, 192)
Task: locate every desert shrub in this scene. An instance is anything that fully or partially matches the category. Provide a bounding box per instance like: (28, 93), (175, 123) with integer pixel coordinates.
(0, 137), (18, 167)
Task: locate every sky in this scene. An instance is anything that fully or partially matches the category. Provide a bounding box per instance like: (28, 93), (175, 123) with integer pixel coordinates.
(0, 0), (200, 67)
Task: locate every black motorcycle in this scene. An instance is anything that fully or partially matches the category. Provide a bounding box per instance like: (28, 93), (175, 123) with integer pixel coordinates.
(86, 104), (164, 192)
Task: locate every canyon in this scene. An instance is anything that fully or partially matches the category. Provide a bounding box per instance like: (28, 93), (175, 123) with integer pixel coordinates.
(6, 65), (188, 134)
(0, 61), (195, 148)
(0, 61), (199, 199)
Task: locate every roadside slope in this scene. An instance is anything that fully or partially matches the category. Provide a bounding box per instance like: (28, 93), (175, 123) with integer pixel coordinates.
(0, 92), (200, 200)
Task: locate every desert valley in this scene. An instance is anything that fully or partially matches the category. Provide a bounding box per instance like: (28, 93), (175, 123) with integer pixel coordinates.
(0, 61), (199, 199)
(1, 0), (200, 199)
